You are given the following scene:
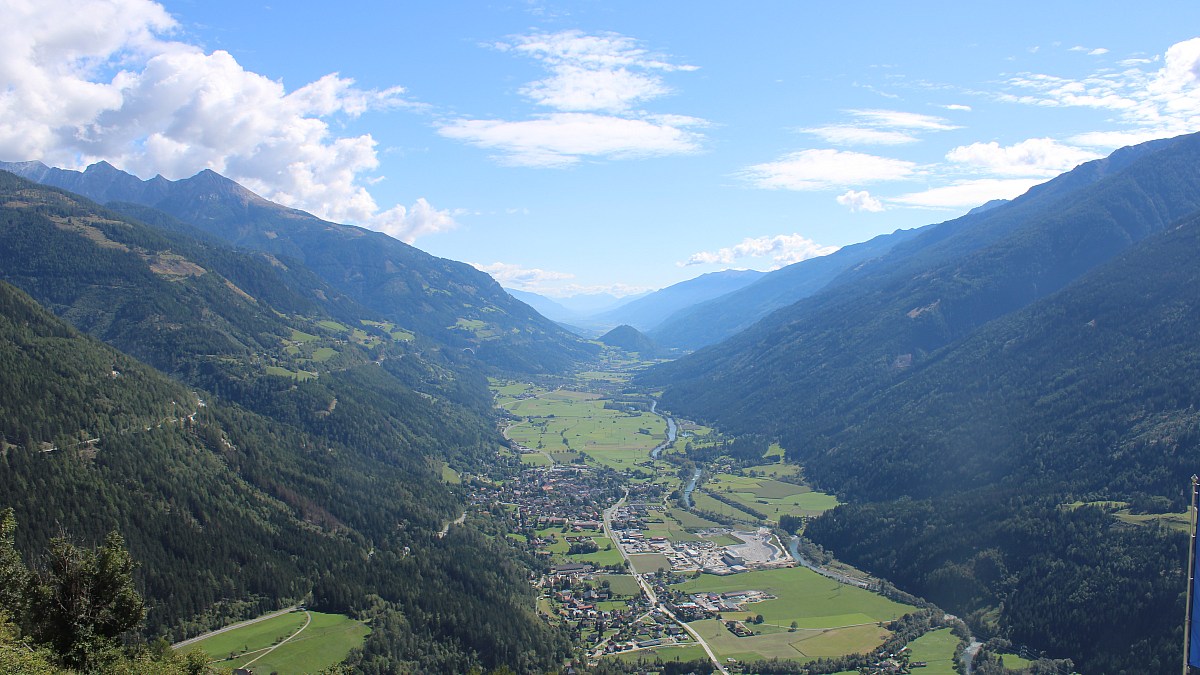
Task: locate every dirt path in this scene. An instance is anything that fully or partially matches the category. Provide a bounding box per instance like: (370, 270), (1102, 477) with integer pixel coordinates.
(238, 610), (312, 670)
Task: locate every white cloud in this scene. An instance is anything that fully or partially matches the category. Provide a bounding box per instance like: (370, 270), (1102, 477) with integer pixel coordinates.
(472, 262), (574, 288)
(0, 0), (451, 243)
(1069, 46), (1109, 56)
(440, 30), (704, 166)
(369, 198), (458, 243)
(801, 109), (958, 147)
(946, 138), (1101, 176)
(943, 104), (972, 112)
(803, 125), (918, 145)
(837, 189), (884, 212)
(1003, 38), (1200, 149)
(891, 178), (1044, 209)
(680, 234), (839, 268)
(740, 149), (917, 191)
(439, 113), (705, 168)
(848, 109), (960, 131)
(508, 30), (696, 113)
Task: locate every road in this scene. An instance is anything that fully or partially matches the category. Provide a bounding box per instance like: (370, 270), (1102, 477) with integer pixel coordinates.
(171, 606), (299, 649)
(437, 510), (467, 538)
(601, 492), (729, 675)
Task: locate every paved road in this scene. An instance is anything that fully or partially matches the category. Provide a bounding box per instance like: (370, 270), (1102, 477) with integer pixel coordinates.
(601, 492), (729, 675)
(172, 606), (299, 649)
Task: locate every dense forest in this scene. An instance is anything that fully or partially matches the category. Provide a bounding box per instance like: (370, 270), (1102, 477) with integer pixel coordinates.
(0, 173), (572, 671)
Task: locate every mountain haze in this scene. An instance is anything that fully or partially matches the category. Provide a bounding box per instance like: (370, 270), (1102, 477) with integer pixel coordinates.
(593, 269), (765, 332)
(649, 228), (921, 350)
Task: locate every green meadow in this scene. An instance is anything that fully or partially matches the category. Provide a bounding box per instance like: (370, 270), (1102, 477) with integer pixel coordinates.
(184, 610), (368, 673)
(673, 566), (913, 630)
(905, 628), (960, 674)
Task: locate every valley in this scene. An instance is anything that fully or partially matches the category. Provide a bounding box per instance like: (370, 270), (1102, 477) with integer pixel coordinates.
(473, 353), (967, 673)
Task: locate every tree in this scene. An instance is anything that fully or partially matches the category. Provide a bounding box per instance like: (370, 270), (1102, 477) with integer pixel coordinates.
(30, 531), (146, 668)
(0, 509), (29, 618)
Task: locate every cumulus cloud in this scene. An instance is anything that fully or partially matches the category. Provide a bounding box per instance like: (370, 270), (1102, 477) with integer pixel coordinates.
(1003, 37), (1200, 149)
(943, 104), (973, 112)
(740, 149), (917, 191)
(0, 0), (453, 242)
(801, 109), (959, 146)
(946, 138), (1101, 177)
(837, 189), (884, 212)
(891, 178), (1043, 209)
(439, 30), (705, 166)
(680, 234), (839, 268)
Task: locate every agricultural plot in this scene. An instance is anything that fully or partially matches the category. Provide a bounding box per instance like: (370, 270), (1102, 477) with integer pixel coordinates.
(627, 553), (672, 574)
(705, 473), (840, 522)
(674, 566), (913, 630)
(905, 628), (959, 675)
(185, 611), (368, 673)
(687, 619), (891, 663)
(501, 388), (665, 469)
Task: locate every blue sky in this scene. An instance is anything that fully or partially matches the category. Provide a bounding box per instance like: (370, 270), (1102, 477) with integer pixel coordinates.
(3, 1), (1200, 296)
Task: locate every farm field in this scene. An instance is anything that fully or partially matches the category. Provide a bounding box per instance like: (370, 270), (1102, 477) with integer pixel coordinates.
(627, 553), (672, 574)
(686, 618), (891, 663)
(184, 610), (369, 673)
(706, 473), (840, 522)
(673, 566), (913, 629)
(905, 628), (959, 674)
(498, 385), (667, 470)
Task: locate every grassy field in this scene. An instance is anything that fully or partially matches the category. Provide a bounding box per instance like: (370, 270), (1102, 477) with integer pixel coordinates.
(674, 566), (913, 630)
(906, 628), (959, 674)
(500, 387), (665, 469)
(628, 553), (672, 573)
(185, 611), (368, 673)
(704, 473), (840, 522)
(440, 463), (461, 484)
(609, 644), (709, 664)
(595, 574), (641, 597)
(687, 618), (891, 663)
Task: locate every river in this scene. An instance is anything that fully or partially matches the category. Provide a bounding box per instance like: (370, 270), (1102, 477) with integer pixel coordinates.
(648, 400), (677, 459)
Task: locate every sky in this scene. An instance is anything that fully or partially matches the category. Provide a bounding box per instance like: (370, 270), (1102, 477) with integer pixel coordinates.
(3, 1), (1200, 297)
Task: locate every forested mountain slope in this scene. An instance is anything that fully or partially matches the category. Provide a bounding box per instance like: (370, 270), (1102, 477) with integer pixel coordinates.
(0, 160), (594, 373)
(0, 176), (570, 672)
(645, 132), (1200, 431)
(804, 209), (1200, 671)
(643, 132), (1200, 673)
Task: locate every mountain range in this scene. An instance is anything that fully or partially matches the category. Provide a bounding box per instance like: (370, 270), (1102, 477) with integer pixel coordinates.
(642, 131), (1200, 672)
(0, 160), (594, 373)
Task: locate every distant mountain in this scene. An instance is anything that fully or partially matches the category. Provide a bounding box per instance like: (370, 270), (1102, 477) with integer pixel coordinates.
(597, 324), (658, 356)
(642, 132), (1200, 672)
(552, 291), (642, 315)
(504, 287), (580, 323)
(0, 160), (594, 373)
(593, 269), (765, 332)
(649, 229), (920, 350)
